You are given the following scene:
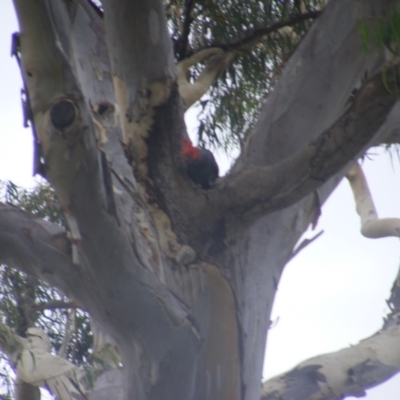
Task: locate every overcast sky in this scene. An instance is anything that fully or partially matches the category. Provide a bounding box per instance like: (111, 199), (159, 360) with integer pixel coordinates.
(1, 2), (400, 398)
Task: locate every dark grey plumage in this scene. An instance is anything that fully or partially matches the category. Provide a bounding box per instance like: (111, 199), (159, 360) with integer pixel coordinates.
(181, 139), (219, 189)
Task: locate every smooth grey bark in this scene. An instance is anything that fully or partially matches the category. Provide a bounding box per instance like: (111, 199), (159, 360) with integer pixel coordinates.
(214, 67), (400, 224)
(12, 1), (199, 399)
(261, 323), (400, 399)
(0, 204), (78, 295)
(230, 1), (395, 398)
(2, 0), (400, 399)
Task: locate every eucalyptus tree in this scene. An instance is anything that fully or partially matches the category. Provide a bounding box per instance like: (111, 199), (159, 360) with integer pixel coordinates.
(1, 0), (400, 399)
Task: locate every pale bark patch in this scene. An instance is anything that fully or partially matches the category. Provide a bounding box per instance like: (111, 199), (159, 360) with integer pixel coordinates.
(202, 263), (241, 400)
(177, 48), (232, 108)
(151, 204), (197, 265)
(149, 9), (160, 45)
(346, 162), (400, 238)
(15, 328), (88, 399)
(112, 76), (173, 178)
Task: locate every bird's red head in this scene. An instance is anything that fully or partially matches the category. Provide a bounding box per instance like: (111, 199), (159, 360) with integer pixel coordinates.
(180, 139), (200, 161)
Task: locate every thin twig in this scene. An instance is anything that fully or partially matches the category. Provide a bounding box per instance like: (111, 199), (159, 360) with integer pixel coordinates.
(178, 0), (196, 60)
(32, 300), (80, 312)
(202, 11), (321, 53)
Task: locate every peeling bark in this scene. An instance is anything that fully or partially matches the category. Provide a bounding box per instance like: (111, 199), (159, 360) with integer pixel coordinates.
(102, 0), (176, 178)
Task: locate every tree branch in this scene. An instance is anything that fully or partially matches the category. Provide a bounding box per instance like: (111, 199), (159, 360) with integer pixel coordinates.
(174, 11), (320, 108)
(177, 48), (233, 108)
(261, 322), (400, 399)
(262, 258), (400, 400)
(346, 162), (400, 238)
(221, 1), (395, 398)
(209, 11), (321, 53)
(212, 65), (400, 225)
(13, 0), (101, 264)
(177, 0), (195, 60)
(32, 300), (80, 312)
(0, 203), (81, 297)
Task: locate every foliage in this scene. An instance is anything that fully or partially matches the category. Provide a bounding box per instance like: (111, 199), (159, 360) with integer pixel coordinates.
(0, 182), (93, 398)
(165, 0), (326, 150)
(89, 0), (325, 150)
(358, 7), (400, 54)
(3, 181), (66, 227)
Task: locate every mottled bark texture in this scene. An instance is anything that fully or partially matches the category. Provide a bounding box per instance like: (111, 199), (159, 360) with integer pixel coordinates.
(1, 0), (400, 399)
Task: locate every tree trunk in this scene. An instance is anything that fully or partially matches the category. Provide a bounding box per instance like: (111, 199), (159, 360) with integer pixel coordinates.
(3, 0), (399, 399)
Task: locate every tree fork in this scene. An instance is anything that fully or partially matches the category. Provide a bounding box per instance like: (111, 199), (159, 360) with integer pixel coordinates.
(5, 0), (400, 399)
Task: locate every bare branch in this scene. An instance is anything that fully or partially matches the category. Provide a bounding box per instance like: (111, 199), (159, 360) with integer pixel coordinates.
(177, 48), (233, 108)
(32, 300), (80, 312)
(210, 11), (321, 53)
(261, 322), (400, 399)
(175, 11), (320, 108)
(177, 0), (195, 60)
(212, 65), (400, 225)
(262, 258), (400, 400)
(0, 203), (81, 297)
(346, 162), (400, 238)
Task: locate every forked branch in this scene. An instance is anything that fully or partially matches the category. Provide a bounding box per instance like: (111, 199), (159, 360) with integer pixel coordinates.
(177, 48), (233, 108)
(176, 11), (320, 108)
(346, 162), (400, 238)
(211, 65), (400, 225)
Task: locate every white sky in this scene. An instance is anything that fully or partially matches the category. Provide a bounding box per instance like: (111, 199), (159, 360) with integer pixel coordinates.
(1, 1), (400, 398)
